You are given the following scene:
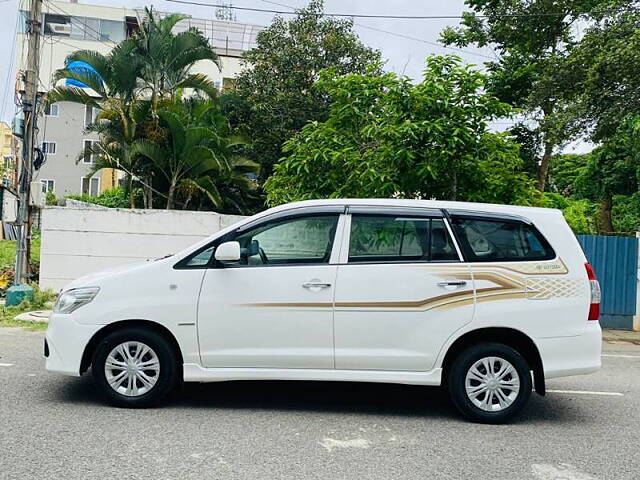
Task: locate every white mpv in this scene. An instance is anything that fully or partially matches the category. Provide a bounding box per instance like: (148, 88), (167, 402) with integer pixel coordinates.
(45, 199), (602, 423)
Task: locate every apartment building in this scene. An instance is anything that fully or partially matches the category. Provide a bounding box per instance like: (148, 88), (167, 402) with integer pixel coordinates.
(15, 0), (262, 197)
(0, 121), (18, 188)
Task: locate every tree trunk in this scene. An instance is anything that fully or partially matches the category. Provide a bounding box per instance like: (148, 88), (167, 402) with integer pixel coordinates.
(145, 175), (153, 209)
(536, 141), (553, 192)
(166, 180), (176, 210)
(451, 169), (458, 201)
(128, 175), (135, 209)
(183, 192), (193, 210)
(600, 194), (614, 234)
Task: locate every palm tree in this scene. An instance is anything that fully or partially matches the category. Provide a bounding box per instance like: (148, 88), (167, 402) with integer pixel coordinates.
(130, 97), (258, 210)
(46, 7), (222, 208)
(134, 8), (221, 107)
(82, 101), (152, 208)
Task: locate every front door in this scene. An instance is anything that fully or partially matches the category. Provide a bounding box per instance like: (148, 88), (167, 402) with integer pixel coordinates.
(334, 211), (475, 371)
(197, 211), (342, 369)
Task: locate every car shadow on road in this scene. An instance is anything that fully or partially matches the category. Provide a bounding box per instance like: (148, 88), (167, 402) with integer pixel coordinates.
(55, 375), (591, 424)
(175, 380), (456, 419)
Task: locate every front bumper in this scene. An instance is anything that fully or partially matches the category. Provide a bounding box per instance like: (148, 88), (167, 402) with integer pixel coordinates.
(536, 321), (602, 379)
(45, 313), (103, 376)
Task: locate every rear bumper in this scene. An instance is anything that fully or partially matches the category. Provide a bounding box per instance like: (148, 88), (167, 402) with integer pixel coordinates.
(45, 314), (103, 376)
(536, 322), (602, 379)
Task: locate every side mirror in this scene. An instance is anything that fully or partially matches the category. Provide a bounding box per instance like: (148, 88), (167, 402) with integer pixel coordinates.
(214, 241), (241, 262)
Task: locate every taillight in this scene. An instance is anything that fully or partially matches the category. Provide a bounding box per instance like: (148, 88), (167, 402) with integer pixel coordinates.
(585, 263), (600, 321)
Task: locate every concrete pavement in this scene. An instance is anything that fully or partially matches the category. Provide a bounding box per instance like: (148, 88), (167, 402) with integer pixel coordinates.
(1, 327), (639, 480)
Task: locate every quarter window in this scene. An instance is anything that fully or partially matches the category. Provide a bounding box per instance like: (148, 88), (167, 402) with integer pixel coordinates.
(234, 215), (339, 266)
(348, 216), (459, 263)
(184, 246), (216, 268)
(450, 216), (555, 262)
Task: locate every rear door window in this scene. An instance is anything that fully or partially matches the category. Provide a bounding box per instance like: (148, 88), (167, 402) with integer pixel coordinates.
(449, 215), (555, 262)
(348, 216), (459, 263)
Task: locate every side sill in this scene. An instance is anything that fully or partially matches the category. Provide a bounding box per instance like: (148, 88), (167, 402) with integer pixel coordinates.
(183, 364), (442, 386)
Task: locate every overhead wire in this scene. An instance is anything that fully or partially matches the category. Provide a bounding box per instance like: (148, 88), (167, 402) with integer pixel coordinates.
(1, 2), (21, 120)
(163, 0), (611, 20)
(257, 0), (498, 61)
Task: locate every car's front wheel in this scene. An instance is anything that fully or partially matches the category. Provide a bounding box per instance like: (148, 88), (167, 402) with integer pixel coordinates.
(447, 343), (532, 423)
(92, 328), (179, 408)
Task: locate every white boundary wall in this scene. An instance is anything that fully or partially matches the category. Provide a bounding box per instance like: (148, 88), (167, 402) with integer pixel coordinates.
(40, 205), (246, 291)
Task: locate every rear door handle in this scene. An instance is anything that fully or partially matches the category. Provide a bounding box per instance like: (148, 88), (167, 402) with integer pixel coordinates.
(302, 282), (332, 289)
(437, 280), (467, 287)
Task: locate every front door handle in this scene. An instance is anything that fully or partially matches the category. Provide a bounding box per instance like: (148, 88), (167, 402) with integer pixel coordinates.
(302, 282), (332, 289)
(437, 280), (467, 287)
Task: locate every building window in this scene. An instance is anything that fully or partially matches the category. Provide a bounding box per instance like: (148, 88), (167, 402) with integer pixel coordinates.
(99, 19), (126, 42)
(41, 179), (55, 193)
(42, 141), (56, 155)
(83, 140), (97, 163)
(43, 13), (71, 36)
(41, 12), (125, 43)
(84, 105), (98, 126)
(44, 103), (59, 117)
(82, 177), (100, 197)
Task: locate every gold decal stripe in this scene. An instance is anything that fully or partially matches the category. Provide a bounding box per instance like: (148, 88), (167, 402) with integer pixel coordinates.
(240, 258), (572, 311)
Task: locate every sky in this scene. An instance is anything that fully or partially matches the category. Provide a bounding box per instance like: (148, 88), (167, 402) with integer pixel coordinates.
(0, 0), (590, 152)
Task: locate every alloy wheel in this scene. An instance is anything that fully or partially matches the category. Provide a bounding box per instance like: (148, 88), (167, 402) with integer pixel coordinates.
(104, 341), (160, 397)
(464, 356), (520, 412)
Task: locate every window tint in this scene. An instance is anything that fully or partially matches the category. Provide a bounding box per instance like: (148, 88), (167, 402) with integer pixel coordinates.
(348, 216), (458, 263)
(234, 215), (338, 266)
(450, 216), (555, 262)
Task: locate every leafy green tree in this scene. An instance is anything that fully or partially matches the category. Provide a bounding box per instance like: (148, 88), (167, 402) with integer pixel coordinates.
(227, 0), (381, 181)
(612, 193), (640, 234)
(541, 192), (597, 234)
(265, 56), (535, 206)
(574, 117), (640, 233)
(564, 4), (640, 140)
(547, 153), (589, 195)
(440, 0), (610, 192)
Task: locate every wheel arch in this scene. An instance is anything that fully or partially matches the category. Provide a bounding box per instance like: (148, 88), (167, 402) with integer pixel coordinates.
(80, 319), (184, 376)
(441, 327), (545, 395)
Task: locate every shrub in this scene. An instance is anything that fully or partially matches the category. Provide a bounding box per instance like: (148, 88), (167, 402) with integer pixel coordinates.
(66, 187), (130, 208)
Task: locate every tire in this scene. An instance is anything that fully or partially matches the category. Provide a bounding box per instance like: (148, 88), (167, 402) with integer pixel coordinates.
(92, 327), (179, 408)
(447, 343), (532, 424)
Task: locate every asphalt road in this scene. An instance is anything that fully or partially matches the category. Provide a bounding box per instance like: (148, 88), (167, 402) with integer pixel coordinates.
(1, 327), (639, 480)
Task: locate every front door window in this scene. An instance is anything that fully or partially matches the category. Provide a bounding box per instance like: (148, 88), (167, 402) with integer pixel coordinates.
(234, 215), (339, 266)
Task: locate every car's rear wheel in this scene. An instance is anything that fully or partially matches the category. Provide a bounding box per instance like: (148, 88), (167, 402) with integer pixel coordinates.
(447, 343), (532, 423)
(92, 328), (178, 408)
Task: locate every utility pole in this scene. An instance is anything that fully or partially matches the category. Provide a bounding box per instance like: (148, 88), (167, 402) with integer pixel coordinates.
(7, 0), (42, 305)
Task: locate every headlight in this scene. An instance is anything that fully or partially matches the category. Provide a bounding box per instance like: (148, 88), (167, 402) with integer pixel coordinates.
(54, 287), (100, 314)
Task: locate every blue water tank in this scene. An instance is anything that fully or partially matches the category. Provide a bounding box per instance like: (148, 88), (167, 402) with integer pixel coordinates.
(65, 60), (102, 88)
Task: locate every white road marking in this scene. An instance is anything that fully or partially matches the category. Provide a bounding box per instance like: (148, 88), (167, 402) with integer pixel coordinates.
(319, 438), (370, 452)
(0, 363), (14, 367)
(602, 354), (640, 359)
(532, 463), (598, 480)
(547, 389), (623, 396)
